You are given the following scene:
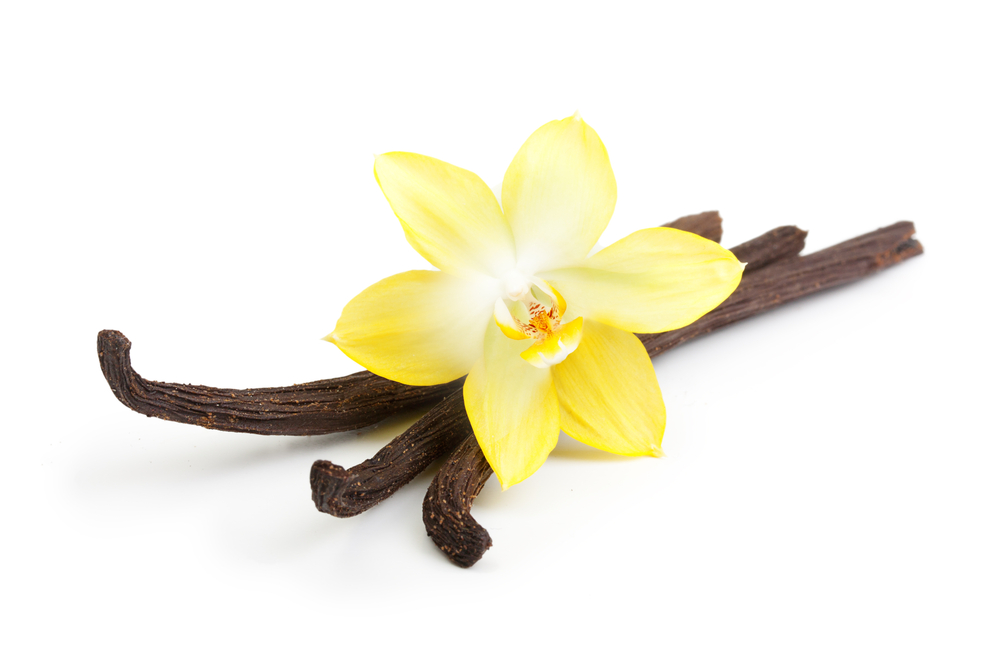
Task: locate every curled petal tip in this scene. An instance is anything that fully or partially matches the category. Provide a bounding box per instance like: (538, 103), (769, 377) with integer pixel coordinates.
(322, 330), (339, 344)
(650, 445), (665, 458)
(571, 110), (583, 121)
(494, 298), (530, 340)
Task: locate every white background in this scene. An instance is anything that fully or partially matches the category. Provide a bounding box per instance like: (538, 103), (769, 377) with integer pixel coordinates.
(2, 1), (998, 664)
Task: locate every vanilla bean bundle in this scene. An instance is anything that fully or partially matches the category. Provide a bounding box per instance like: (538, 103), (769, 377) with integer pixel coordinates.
(97, 212), (922, 568)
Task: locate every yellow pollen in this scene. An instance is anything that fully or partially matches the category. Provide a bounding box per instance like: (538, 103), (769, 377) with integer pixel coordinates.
(494, 279), (582, 368)
(502, 291), (561, 340)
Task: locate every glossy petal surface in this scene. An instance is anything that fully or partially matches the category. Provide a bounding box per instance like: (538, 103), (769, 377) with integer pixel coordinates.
(552, 320), (665, 456)
(540, 227), (744, 333)
(329, 270), (496, 385)
(464, 324), (560, 489)
(375, 152), (517, 277)
(501, 114), (616, 273)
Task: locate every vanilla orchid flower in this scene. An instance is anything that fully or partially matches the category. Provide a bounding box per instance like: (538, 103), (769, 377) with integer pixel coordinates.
(326, 114), (744, 489)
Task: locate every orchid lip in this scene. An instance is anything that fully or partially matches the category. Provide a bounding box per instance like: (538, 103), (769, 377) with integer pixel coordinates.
(491, 276), (582, 368)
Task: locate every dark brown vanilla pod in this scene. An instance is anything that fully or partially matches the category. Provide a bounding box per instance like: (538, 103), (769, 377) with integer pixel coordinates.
(662, 210), (723, 242)
(97, 211), (726, 435)
(639, 221), (923, 358)
(97, 330), (463, 436)
(727, 226), (808, 271)
(311, 389), (471, 517)
(421, 224), (813, 567)
(422, 434), (495, 568)
(426, 222), (922, 568)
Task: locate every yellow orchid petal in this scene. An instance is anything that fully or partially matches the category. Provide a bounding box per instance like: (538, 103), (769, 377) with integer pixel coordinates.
(552, 320), (665, 456)
(374, 152), (517, 278)
(328, 270), (496, 386)
(520, 317), (583, 369)
(540, 227), (745, 334)
(464, 324), (560, 490)
(501, 114), (617, 273)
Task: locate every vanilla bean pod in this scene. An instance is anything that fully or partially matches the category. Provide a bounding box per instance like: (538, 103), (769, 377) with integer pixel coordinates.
(98, 212), (722, 436)
(424, 221), (921, 567)
(639, 221), (922, 357)
(726, 225), (808, 272)
(311, 389), (471, 517)
(422, 434), (495, 567)
(422, 224), (810, 567)
(308, 211), (734, 517)
(665, 210), (723, 243)
(97, 329), (462, 436)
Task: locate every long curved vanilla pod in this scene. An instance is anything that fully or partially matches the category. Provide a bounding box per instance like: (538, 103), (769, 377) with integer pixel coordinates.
(424, 221), (921, 567)
(97, 212), (726, 436)
(98, 330), (463, 436)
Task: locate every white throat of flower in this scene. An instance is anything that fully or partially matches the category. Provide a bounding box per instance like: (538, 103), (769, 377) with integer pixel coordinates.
(494, 273), (584, 369)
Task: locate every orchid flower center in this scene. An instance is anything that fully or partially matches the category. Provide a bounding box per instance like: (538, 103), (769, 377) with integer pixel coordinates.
(494, 273), (584, 369)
